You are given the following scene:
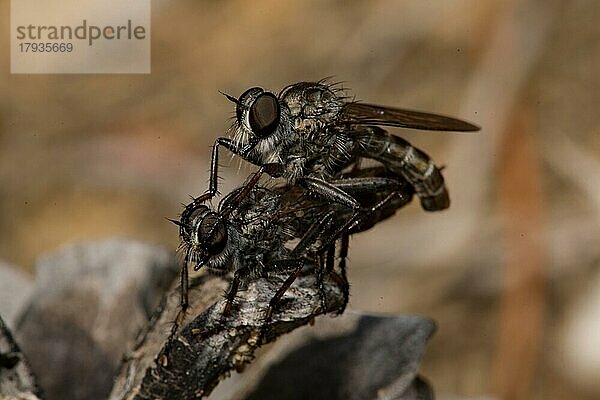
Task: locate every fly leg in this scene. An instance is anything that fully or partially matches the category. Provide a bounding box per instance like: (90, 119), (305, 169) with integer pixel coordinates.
(302, 171), (408, 211)
(317, 241), (353, 315)
(321, 243), (349, 313)
(172, 249), (191, 336)
(318, 177), (412, 249)
(161, 249), (191, 362)
(217, 163), (281, 218)
(263, 259), (305, 324)
(311, 186), (412, 315)
(190, 138), (239, 207)
(261, 211), (336, 338)
(221, 268), (251, 318)
(290, 176), (412, 318)
(185, 137), (283, 212)
(301, 176), (361, 210)
(188, 153), (282, 247)
(329, 175), (405, 195)
(222, 274), (240, 318)
(314, 250), (329, 312)
(336, 233), (350, 314)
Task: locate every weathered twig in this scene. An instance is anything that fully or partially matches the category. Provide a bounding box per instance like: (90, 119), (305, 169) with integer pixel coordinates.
(2, 240), (434, 399)
(0, 315), (42, 400)
(110, 269), (344, 400)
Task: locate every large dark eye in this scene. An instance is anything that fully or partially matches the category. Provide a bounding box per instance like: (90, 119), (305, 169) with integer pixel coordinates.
(180, 205), (209, 240)
(199, 214), (228, 254)
(249, 92), (280, 137)
(236, 87), (261, 122)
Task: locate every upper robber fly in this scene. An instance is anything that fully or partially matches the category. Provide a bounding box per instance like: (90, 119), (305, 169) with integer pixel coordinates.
(191, 80), (478, 215)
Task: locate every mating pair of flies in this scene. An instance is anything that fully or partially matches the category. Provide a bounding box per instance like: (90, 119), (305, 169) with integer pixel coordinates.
(172, 80), (478, 333)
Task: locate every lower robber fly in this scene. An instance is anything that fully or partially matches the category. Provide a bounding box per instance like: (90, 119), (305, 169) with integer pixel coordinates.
(170, 167), (415, 339)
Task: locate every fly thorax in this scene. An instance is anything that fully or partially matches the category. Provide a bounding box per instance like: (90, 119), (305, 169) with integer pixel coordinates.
(294, 117), (327, 140)
(310, 162), (328, 176)
(283, 157), (306, 183)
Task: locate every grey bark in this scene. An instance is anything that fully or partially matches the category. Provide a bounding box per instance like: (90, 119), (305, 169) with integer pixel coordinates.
(109, 270), (346, 399)
(0, 315), (42, 400)
(1, 239), (436, 400)
(14, 239), (178, 400)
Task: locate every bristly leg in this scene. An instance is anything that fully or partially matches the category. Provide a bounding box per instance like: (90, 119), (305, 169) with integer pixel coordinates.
(314, 252), (328, 312)
(337, 233), (350, 314)
(263, 260), (304, 324)
(162, 248), (191, 361)
(222, 275), (240, 318)
(261, 211), (336, 339)
(175, 249), (190, 330)
(221, 270), (247, 318)
(260, 259), (305, 342)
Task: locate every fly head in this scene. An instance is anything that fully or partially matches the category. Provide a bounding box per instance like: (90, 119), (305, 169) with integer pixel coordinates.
(238, 87), (280, 138)
(180, 205), (229, 270)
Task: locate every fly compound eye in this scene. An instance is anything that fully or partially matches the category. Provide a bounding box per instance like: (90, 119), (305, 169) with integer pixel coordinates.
(249, 92), (280, 138)
(199, 213), (228, 254)
(236, 87), (264, 123)
(180, 205), (209, 240)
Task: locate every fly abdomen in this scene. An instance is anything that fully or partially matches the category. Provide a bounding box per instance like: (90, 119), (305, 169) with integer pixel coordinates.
(355, 127), (450, 211)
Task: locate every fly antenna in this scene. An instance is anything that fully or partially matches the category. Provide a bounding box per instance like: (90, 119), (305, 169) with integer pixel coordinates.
(166, 217), (190, 229)
(219, 90), (241, 106)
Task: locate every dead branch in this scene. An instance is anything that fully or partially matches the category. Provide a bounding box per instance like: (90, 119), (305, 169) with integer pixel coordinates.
(110, 270), (344, 400)
(0, 315), (42, 400)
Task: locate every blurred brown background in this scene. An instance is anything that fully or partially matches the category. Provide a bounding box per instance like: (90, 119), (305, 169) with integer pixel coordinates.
(1, 1), (599, 399)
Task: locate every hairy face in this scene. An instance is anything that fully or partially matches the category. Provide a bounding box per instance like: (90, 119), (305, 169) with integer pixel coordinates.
(231, 87), (280, 149)
(179, 205), (229, 271)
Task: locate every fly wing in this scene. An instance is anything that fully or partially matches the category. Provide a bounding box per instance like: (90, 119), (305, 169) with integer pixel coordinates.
(340, 102), (480, 132)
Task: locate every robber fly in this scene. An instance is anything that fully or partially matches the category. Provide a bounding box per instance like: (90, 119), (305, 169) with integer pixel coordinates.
(190, 80), (478, 215)
(171, 167), (414, 333)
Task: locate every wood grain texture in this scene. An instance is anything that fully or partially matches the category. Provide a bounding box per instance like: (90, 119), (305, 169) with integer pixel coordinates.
(110, 271), (345, 400)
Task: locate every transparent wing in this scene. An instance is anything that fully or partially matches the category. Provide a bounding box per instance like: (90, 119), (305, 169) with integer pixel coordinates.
(340, 102), (480, 132)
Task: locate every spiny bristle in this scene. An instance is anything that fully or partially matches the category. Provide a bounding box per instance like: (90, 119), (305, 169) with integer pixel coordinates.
(219, 90), (240, 105)
(166, 217), (187, 228)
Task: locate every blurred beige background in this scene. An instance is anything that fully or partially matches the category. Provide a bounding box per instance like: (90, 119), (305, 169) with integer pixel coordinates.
(1, 1), (599, 399)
